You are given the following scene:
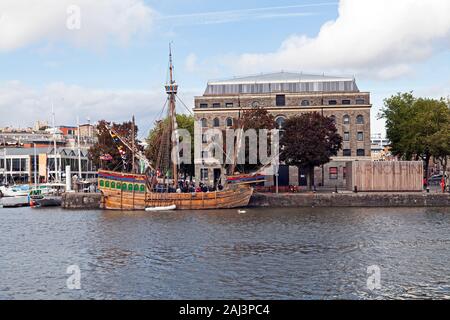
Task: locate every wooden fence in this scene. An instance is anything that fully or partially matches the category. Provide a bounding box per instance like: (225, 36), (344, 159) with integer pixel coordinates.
(346, 161), (423, 192)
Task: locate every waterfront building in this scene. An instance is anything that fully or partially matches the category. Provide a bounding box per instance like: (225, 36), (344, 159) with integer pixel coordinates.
(0, 147), (97, 185)
(371, 134), (392, 161)
(193, 71), (372, 188)
(0, 123), (97, 150)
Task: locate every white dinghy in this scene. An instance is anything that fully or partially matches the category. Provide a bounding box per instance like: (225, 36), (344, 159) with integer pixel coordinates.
(145, 204), (177, 212)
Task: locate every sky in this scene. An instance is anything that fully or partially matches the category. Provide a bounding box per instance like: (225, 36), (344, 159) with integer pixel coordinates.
(0, 0), (449, 139)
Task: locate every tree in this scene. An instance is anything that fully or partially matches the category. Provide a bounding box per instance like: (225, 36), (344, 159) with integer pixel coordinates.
(88, 120), (139, 172)
(380, 93), (450, 179)
(237, 106), (277, 173)
(430, 127), (450, 175)
(145, 114), (194, 177)
(280, 112), (342, 190)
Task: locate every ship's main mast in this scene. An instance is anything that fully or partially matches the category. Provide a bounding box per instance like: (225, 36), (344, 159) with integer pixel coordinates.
(165, 44), (178, 184)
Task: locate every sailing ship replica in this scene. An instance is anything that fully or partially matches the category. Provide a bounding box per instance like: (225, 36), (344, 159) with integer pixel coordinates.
(98, 49), (255, 210)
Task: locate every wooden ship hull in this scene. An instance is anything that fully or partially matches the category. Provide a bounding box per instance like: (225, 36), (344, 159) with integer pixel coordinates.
(98, 170), (253, 210)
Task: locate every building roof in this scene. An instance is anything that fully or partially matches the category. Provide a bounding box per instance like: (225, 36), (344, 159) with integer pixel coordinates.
(204, 71), (359, 95)
(208, 71), (354, 85)
(2, 147), (90, 157)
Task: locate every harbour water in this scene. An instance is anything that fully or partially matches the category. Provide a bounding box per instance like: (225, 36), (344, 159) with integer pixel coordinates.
(1, 206), (450, 299)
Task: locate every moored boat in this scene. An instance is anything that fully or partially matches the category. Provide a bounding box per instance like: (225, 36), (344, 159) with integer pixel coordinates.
(145, 204), (176, 212)
(97, 47), (254, 211)
(0, 185), (31, 197)
(30, 195), (62, 208)
(29, 183), (65, 208)
(99, 170), (253, 210)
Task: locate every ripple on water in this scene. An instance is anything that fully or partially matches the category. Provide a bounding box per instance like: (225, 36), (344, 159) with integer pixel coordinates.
(0, 206), (449, 299)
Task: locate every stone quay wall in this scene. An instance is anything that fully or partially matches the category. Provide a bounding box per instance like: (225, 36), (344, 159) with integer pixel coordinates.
(249, 192), (450, 208)
(61, 192), (450, 210)
(62, 192), (102, 209)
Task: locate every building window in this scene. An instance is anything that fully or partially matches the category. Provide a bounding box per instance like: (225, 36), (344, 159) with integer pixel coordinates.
(344, 132), (350, 141)
(329, 167), (338, 180)
(343, 149), (351, 157)
(140, 185), (145, 192)
(301, 100), (310, 106)
(343, 115), (350, 124)
(202, 134), (207, 143)
(201, 151), (208, 159)
(116, 183), (121, 190)
(343, 167), (347, 179)
(201, 118), (207, 128)
(226, 103), (233, 108)
(213, 118), (220, 127)
(275, 116), (286, 129)
(356, 115), (364, 124)
(111, 182), (115, 189)
(199, 103), (208, 108)
(328, 100), (337, 105)
(329, 115), (336, 123)
(213, 103), (221, 108)
(200, 169), (208, 181)
(342, 99), (351, 105)
(357, 149), (365, 157)
(226, 117), (233, 127)
(356, 98), (365, 104)
(276, 95), (286, 106)
(357, 132), (364, 141)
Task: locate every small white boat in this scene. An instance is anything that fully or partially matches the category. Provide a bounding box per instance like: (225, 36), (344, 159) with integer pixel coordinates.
(145, 204), (176, 212)
(0, 185), (31, 197)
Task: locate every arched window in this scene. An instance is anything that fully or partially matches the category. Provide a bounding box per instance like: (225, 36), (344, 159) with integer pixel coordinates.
(330, 115), (336, 123)
(343, 115), (350, 125)
(226, 117), (233, 127)
(201, 118), (207, 128)
(356, 115), (364, 124)
(213, 118), (220, 127)
(275, 116), (286, 129)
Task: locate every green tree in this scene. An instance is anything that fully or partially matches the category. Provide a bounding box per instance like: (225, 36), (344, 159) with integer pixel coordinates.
(380, 93), (450, 179)
(280, 112), (342, 190)
(145, 114), (194, 177)
(88, 120), (139, 172)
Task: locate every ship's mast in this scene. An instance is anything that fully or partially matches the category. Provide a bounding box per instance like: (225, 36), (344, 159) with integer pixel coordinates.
(166, 44), (178, 185)
(52, 101), (59, 182)
(131, 115), (136, 173)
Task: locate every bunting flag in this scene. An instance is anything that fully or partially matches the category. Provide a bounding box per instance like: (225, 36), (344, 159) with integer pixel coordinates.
(100, 154), (113, 161)
(108, 129), (128, 168)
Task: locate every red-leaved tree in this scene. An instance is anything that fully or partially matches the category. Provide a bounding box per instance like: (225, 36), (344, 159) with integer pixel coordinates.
(280, 112), (342, 190)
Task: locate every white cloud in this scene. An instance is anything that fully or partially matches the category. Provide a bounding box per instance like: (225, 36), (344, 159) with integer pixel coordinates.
(0, 81), (197, 137)
(233, 0), (450, 79)
(0, 0), (155, 51)
(185, 53), (198, 73)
